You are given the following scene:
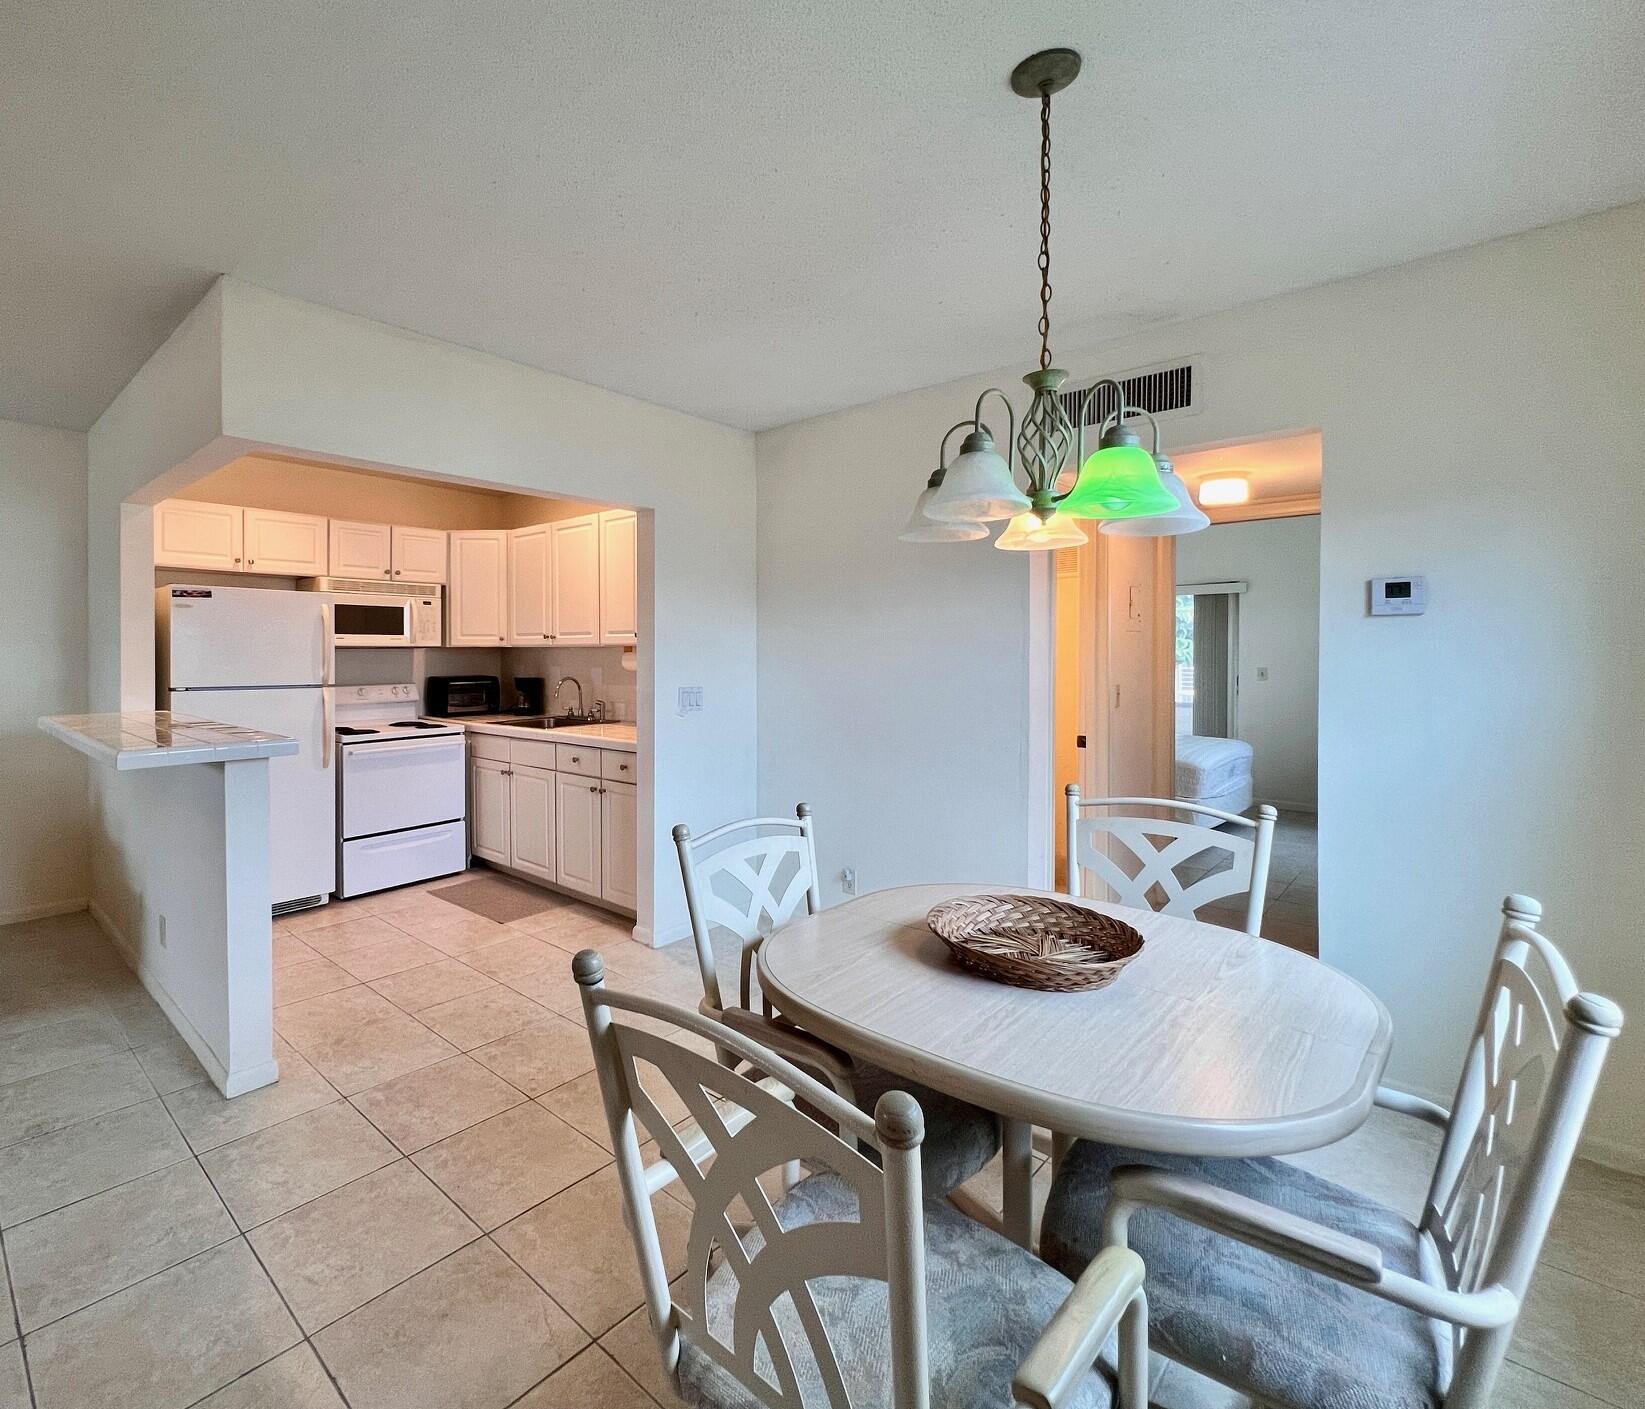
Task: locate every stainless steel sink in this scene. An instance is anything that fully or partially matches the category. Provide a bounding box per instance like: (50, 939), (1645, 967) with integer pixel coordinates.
(497, 715), (590, 730)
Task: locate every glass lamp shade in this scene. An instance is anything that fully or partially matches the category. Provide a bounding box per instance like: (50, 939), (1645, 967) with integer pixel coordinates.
(1099, 466), (1210, 537)
(995, 510), (1089, 551)
(1058, 442), (1178, 520)
(924, 442), (1032, 522)
(899, 486), (988, 542)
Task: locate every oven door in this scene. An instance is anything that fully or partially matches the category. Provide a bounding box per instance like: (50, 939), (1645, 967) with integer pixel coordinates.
(340, 736), (467, 839)
(331, 593), (414, 647)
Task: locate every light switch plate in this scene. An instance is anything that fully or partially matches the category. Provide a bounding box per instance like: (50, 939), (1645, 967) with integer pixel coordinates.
(677, 685), (704, 714)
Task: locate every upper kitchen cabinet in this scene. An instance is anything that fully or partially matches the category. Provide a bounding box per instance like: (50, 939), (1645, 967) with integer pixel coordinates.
(329, 520), (449, 584)
(448, 529), (509, 646)
(153, 500), (244, 572)
(328, 519), (393, 579)
(550, 514), (602, 645)
(242, 508), (329, 576)
(508, 523), (551, 645)
(598, 509), (637, 644)
(391, 525), (448, 584)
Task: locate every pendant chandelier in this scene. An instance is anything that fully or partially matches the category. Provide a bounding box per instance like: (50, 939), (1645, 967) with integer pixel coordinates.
(905, 48), (1202, 549)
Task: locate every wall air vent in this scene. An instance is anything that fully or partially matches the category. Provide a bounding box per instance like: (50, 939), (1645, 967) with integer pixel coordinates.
(1058, 359), (1199, 429)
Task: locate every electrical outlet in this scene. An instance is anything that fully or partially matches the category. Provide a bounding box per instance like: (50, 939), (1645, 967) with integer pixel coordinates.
(1255, 666), (1270, 682)
(677, 685), (704, 715)
(840, 867), (857, 896)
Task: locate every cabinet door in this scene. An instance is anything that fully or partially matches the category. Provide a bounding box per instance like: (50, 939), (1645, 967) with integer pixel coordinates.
(550, 514), (601, 646)
(554, 772), (603, 899)
(243, 508), (329, 576)
(391, 525), (448, 585)
(448, 530), (509, 647)
(599, 510), (638, 644)
(329, 520), (393, 580)
(153, 500), (243, 572)
(507, 524), (552, 645)
(471, 757), (512, 864)
(600, 780), (638, 911)
(508, 763), (557, 883)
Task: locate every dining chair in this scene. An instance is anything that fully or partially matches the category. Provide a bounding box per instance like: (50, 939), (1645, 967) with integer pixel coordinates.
(673, 806), (1001, 1198)
(574, 948), (1150, 1409)
(1037, 894), (1624, 1409)
(1065, 787), (1277, 936)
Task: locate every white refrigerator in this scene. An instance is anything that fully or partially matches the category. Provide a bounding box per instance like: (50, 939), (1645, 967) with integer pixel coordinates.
(157, 585), (336, 909)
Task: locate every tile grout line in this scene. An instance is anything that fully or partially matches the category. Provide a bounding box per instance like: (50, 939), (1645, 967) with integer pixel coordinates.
(0, 1225), (40, 1409)
(1502, 1351), (1628, 1409)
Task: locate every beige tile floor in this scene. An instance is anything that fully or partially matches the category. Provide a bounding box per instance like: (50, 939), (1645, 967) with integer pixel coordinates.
(1182, 807), (1317, 956)
(0, 875), (1637, 1409)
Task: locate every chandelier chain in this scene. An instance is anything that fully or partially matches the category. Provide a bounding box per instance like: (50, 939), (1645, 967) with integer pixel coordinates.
(1037, 88), (1053, 370)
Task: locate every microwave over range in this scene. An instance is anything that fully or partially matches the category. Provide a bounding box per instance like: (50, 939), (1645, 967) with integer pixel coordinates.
(299, 577), (443, 648)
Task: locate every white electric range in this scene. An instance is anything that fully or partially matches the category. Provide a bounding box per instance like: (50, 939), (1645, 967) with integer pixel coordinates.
(334, 684), (468, 898)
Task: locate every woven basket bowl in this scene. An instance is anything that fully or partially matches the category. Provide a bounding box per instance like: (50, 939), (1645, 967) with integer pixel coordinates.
(926, 893), (1144, 993)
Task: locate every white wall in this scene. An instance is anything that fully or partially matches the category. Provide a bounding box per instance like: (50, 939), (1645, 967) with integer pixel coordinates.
(0, 419), (90, 922)
(756, 201), (1645, 1170)
(88, 278), (757, 947)
(1176, 516), (1320, 810)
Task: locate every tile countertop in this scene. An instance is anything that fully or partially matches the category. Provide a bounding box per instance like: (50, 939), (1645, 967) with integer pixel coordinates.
(39, 712), (300, 771)
(437, 717), (638, 753)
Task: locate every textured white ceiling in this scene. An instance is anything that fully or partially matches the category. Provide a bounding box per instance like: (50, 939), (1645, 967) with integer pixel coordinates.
(3, 2), (1643, 432)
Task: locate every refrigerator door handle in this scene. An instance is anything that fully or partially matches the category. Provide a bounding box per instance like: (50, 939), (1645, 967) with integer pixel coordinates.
(321, 688), (332, 770)
(319, 602), (335, 685)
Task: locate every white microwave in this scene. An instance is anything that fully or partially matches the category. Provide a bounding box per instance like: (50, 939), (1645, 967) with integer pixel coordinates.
(300, 578), (443, 648)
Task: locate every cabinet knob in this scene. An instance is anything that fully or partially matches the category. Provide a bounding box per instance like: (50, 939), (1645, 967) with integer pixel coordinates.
(233, 557), (241, 564)
(392, 569), (400, 576)
(589, 785), (598, 793)
(247, 559), (255, 566)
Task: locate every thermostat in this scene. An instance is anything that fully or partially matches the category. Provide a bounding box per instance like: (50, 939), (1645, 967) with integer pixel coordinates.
(1370, 576), (1426, 616)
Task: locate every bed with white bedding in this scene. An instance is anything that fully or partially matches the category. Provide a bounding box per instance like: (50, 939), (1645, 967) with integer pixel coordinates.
(1175, 734), (1254, 824)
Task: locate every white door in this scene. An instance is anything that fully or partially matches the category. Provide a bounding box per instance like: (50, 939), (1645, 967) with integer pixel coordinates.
(243, 508), (329, 576)
(508, 524), (552, 645)
(329, 520), (393, 580)
(599, 510), (637, 645)
(174, 686), (336, 907)
(448, 530), (509, 647)
(554, 772), (603, 898)
(600, 780), (638, 910)
(340, 736), (466, 840)
(471, 757), (512, 864)
(508, 764), (556, 883)
(162, 584), (331, 689)
(153, 500), (243, 572)
(391, 526), (448, 584)
(550, 515), (601, 646)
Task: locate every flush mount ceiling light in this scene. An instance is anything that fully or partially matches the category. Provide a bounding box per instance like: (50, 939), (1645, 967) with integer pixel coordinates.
(904, 47), (1183, 550)
(1197, 474), (1252, 507)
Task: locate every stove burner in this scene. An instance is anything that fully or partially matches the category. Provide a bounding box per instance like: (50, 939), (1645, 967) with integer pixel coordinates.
(335, 726), (376, 736)
(388, 720), (444, 729)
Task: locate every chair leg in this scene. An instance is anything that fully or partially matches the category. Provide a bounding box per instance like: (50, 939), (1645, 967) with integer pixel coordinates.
(1119, 1292), (1149, 1409)
(1051, 1131), (1074, 1177)
(1002, 1118), (1035, 1249)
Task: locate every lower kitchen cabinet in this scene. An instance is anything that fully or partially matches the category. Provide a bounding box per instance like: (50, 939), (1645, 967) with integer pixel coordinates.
(507, 764), (557, 883)
(600, 780), (638, 910)
(554, 772), (604, 899)
(470, 757), (512, 865)
(467, 742), (636, 913)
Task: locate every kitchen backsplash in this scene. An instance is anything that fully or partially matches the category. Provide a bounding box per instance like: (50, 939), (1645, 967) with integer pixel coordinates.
(335, 645), (636, 721)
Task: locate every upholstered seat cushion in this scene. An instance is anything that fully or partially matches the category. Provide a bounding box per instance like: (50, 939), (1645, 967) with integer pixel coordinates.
(680, 1172), (1113, 1409)
(1040, 1141), (1447, 1409)
(847, 1061), (1000, 1197)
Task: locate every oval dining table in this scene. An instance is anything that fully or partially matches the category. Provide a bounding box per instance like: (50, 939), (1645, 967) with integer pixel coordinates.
(757, 883), (1394, 1248)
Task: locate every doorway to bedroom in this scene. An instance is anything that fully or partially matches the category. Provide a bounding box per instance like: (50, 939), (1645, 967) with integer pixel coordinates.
(1054, 428), (1321, 955)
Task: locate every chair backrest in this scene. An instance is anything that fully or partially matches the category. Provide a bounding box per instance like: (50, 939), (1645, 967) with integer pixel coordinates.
(1422, 895), (1622, 1406)
(575, 950), (931, 1409)
(1065, 787), (1277, 935)
(674, 805), (822, 1013)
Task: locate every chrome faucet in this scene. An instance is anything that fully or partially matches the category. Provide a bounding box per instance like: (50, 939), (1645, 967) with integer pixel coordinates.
(552, 675), (584, 718)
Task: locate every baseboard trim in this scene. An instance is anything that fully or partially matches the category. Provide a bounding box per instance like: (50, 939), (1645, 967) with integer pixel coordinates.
(87, 900), (265, 1098)
(0, 897), (89, 926)
(633, 919), (691, 949)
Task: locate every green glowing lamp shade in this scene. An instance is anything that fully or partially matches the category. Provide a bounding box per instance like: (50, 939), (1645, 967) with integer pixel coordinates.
(1058, 441), (1178, 520)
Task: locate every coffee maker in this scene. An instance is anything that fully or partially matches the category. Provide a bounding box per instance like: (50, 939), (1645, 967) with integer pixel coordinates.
(512, 676), (547, 716)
